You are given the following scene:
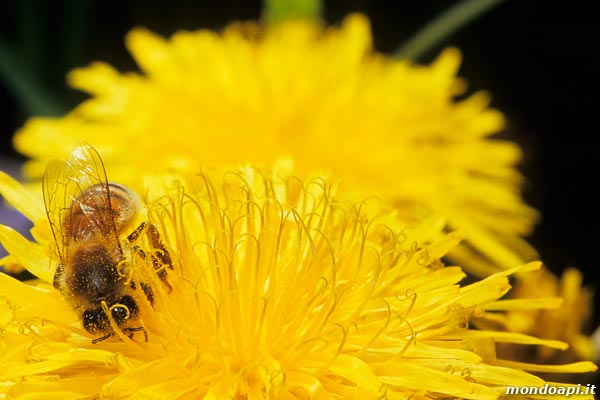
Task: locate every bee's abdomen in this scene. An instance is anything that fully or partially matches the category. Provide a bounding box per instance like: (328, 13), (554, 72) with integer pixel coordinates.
(64, 182), (141, 242)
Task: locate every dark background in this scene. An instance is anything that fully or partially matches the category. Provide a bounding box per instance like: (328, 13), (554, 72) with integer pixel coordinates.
(1, 0), (598, 326)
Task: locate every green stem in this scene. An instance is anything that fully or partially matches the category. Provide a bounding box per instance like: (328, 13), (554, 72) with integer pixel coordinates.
(61, 0), (91, 74)
(395, 0), (507, 61)
(0, 39), (66, 117)
(16, 0), (44, 77)
(263, 0), (322, 25)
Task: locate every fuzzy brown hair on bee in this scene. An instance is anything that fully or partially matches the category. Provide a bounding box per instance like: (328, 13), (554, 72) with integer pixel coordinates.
(43, 143), (172, 343)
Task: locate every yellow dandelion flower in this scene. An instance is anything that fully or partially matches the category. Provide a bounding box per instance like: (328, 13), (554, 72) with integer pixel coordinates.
(476, 266), (597, 381)
(0, 145), (595, 399)
(13, 14), (538, 276)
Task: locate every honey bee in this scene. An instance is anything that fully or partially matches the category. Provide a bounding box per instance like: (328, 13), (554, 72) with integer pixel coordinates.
(43, 143), (172, 343)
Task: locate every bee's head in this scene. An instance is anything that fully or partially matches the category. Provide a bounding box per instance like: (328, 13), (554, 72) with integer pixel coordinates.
(82, 295), (139, 333)
(82, 308), (109, 333)
(109, 295), (139, 325)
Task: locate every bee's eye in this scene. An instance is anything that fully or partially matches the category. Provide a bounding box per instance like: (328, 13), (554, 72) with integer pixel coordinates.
(111, 305), (129, 322)
(82, 309), (109, 333)
(111, 295), (139, 324)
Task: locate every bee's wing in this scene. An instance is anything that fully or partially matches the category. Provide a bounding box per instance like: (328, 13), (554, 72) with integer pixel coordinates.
(43, 157), (69, 262)
(42, 143), (121, 264)
(63, 143), (110, 190)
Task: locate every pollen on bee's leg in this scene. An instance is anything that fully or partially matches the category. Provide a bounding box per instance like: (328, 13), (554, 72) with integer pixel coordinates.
(140, 282), (154, 305)
(130, 241), (172, 292)
(152, 257), (173, 293)
(146, 223), (173, 270)
(152, 263), (172, 293)
(126, 221), (147, 243)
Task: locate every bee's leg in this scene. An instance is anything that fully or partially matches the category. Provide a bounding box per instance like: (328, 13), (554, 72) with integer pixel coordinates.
(128, 221), (173, 271)
(131, 244), (146, 261)
(123, 326), (148, 342)
(52, 263), (64, 289)
(145, 223), (174, 271)
(143, 223), (173, 291)
(127, 221), (147, 243)
(140, 282), (154, 305)
(127, 280), (152, 304)
(92, 331), (114, 344)
(129, 222), (173, 292)
(130, 243), (172, 294)
(147, 223), (174, 292)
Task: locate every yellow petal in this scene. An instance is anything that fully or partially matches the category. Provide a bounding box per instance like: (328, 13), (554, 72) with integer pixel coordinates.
(0, 171), (45, 223)
(0, 225), (52, 282)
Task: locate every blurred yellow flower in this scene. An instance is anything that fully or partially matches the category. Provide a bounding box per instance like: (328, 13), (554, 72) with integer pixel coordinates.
(1, 151), (594, 399)
(486, 267), (597, 380)
(13, 14), (538, 276)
